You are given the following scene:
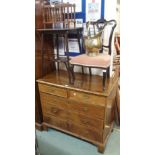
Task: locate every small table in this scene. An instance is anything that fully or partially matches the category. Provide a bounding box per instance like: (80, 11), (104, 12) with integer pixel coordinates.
(36, 27), (83, 83)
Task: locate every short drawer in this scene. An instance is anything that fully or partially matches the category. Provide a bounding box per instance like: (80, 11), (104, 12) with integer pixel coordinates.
(69, 90), (106, 106)
(68, 100), (105, 119)
(43, 104), (68, 120)
(43, 115), (68, 131)
(69, 112), (103, 130)
(38, 83), (67, 97)
(68, 122), (103, 142)
(40, 93), (68, 110)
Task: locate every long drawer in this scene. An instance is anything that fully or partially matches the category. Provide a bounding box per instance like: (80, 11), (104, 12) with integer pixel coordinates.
(43, 115), (103, 143)
(38, 83), (67, 97)
(43, 102), (103, 130)
(68, 121), (103, 142)
(40, 93), (105, 119)
(69, 90), (106, 106)
(68, 100), (105, 119)
(69, 112), (104, 130)
(43, 104), (68, 120)
(43, 115), (68, 131)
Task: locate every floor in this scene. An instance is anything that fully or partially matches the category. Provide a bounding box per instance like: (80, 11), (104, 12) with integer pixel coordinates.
(36, 126), (120, 155)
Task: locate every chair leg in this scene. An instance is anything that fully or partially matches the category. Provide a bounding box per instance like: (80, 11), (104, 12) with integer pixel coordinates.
(64, 62), (72, 84)
(107, 67), (110, 78)
(82, 66), (84, 74)
(103, 71), (106, 90)
(89, 67), (92, 76)
(70, 65), (75, 83)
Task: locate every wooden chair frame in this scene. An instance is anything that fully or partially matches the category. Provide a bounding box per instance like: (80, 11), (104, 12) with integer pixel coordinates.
(69, 19), (117, 90)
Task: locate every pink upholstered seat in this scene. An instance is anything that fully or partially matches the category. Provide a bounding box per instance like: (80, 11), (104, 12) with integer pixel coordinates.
(70, 54), (111, 68)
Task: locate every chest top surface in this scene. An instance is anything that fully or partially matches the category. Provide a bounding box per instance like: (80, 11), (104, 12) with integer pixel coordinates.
(37, 70), (118, 97)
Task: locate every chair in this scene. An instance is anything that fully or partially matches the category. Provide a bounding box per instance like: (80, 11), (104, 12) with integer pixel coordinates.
(42, 3), (76, 28)
(69, 19), (117, 90)
(41, 3), (83, 83)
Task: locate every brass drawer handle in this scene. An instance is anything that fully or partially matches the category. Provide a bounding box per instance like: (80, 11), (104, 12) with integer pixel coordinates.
(51, 108), (58, 113)
(83, 107), (88, 112)
(82, 94), (89, 99)
(50, 89), (55, 92)
(82, 119), (89, 124)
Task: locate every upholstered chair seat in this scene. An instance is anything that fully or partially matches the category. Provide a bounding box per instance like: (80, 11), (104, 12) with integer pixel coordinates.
(70, 54), (111, 68)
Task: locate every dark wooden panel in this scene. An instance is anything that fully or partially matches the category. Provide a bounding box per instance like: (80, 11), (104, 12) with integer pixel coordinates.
(35, 0), (43, 29)
(35, 0), (56, 129)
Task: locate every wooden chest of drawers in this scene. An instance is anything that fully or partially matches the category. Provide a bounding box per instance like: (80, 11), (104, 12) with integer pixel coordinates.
(37, 70), (118, 153)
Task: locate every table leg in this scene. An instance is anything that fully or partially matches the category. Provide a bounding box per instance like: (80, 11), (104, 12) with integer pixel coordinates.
(77, 30), (82, 54)
(70, 64), (75, 83)
(41, 32), (44, 77)
(65, 32), (72, 84)
(56, 34), (60, 71)
(64, 62), (72, 84)
(65, 32), (69, 61)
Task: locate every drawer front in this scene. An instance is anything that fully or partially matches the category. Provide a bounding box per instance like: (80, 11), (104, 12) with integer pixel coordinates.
(68, 122), (103, 142)
(69, 90), (106, 106)
(43, 104), (68, 120)
(38, 83), (67, 97)
(43, 115), (102, 142)
(69, 112), (103, 130)
(40, 93), (68, 110)
(43, 115), (68, 131)
(68, 100), (105, 119)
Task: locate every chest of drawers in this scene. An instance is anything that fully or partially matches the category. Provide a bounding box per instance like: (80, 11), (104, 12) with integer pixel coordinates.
(37, 70), (118, 153)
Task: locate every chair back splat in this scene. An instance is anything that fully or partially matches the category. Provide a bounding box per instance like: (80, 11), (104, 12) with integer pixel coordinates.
(96, 19), (117, 55)
(102, 20), (117, 55)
